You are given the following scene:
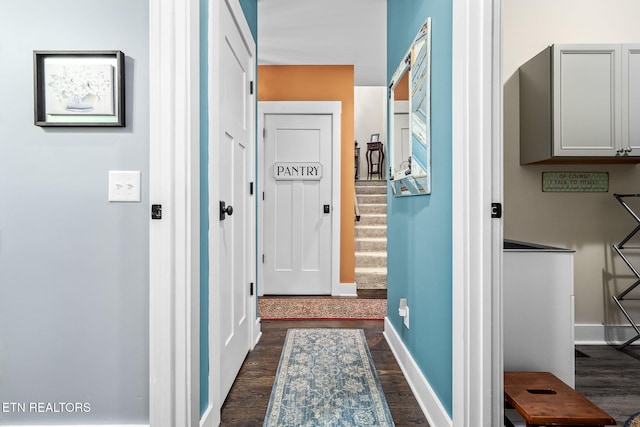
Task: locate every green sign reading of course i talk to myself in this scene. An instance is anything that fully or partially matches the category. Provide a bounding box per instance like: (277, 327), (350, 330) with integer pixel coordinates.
(542, 172), (609, 192)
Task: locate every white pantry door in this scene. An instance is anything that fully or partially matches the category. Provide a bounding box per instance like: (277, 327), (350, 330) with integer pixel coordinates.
(262, 113), (333, 295)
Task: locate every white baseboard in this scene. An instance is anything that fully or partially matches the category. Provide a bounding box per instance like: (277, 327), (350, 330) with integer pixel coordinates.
(333, 282), (357, 297)
(253, 317), (262, 349)
(200, 403), (215, 427)
(575, 323), (640, 345)
(383, 318), (452, 427)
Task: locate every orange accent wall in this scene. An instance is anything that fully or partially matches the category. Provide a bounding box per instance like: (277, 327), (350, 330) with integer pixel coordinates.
(258, 65), (355, 285)
(395, 71), (409, 100)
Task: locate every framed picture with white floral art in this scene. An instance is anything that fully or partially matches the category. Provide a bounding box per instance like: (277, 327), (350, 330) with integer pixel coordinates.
(34, 51), (125, 127)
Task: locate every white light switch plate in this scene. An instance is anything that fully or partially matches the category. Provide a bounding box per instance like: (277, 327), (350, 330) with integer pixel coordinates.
(108, 171), (141, 202)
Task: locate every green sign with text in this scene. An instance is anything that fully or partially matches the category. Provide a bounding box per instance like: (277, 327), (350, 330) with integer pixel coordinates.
(542, 172), (609, 192)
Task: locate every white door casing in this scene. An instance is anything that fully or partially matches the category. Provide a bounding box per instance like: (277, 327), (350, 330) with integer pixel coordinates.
(452, 0), (503, 426)
(258, 101), (343, 297)
(149, 0), (200, 426)
(149, 0), (502, 425)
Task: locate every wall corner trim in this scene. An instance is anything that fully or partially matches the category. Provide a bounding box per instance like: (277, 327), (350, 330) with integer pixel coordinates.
(383, 318), (453, 427)
(149, 0), (200, 425)
(336, 282), (357, 297)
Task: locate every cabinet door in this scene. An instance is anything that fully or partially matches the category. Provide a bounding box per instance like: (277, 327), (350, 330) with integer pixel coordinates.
(622, 44), (640, 156)
(553, 44), (621, 156)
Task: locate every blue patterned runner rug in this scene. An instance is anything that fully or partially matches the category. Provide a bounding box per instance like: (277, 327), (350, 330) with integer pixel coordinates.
(263, 328), (395, 427)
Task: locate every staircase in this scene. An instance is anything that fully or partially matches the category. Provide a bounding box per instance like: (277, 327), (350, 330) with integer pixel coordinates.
(354, 180), (387, 290)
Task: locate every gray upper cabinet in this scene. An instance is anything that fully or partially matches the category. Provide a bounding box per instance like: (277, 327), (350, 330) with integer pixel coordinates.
(520, 44), (640, 164)
(623, 45), (640, 155)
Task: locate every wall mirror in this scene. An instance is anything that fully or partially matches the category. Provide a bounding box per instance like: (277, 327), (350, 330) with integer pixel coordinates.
(388, 18), (431, 196)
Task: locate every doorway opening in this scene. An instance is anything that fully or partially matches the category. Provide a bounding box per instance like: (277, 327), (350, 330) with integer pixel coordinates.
(256, 95), (389, 319)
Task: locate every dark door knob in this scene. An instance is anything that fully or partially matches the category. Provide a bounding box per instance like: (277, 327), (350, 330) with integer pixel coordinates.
(220, 201), (234, 220)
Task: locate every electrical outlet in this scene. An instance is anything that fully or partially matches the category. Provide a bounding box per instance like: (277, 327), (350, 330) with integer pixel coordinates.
(404, 305), (410, 328)
(399, 298), (407, 316)
(108, 171), (141, 202)
(399, 298), (410, 328)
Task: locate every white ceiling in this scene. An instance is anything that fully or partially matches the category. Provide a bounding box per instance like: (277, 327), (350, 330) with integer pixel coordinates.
(257, 0), (387, 86)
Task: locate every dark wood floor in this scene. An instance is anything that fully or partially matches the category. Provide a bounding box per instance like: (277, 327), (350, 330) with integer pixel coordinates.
(259, 289), (387, 300)
(220, 318), (640, 426)
(220, 319), (429, 426)
(575, 345), (640, 425)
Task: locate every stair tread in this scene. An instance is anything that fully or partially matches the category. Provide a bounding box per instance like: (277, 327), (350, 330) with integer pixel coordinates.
(355, 251), (387, 257)
(355, 267), (387, 272)
(355, 225), (387, 229)
(355, 237), (387, 241)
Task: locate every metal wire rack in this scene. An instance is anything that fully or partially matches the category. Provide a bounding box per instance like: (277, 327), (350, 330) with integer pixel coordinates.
(612, 193), (640, 349)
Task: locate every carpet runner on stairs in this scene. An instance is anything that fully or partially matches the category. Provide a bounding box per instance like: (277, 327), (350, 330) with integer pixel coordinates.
(355, 180), (387, 290)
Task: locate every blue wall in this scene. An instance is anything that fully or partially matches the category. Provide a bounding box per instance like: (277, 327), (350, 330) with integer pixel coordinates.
(387, 0), (453, 416)
(239, 0), (258, 41)
(199, 0), (257, 417)
(199, 0), (210, 417)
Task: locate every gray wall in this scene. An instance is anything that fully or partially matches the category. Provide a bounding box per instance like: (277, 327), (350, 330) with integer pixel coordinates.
(0, 1), (149, 423)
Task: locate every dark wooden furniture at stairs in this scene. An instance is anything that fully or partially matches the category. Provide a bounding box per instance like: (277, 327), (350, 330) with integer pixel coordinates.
(366, 141), (385, 180)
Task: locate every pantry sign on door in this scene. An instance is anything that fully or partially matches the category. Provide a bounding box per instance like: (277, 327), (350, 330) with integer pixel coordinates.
(273, 162), (323, 181)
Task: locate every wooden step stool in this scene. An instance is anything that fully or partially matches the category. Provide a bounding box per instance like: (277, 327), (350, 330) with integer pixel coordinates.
(504, 372), (616, 427)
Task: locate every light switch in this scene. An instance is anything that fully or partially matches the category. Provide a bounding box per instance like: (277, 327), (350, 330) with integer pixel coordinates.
(108, 171), (141, 202)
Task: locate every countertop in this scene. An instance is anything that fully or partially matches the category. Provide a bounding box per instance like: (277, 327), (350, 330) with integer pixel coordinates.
(504, 239), (575, 252)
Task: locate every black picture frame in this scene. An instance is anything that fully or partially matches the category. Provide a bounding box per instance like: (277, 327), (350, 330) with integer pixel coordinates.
(370, 133), (380, 142)
(34, 50), (125, 127)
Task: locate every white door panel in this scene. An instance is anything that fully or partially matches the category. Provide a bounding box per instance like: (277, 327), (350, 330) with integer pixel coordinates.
(214, 0), (253, 404)
(264, 114), (332, 295)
